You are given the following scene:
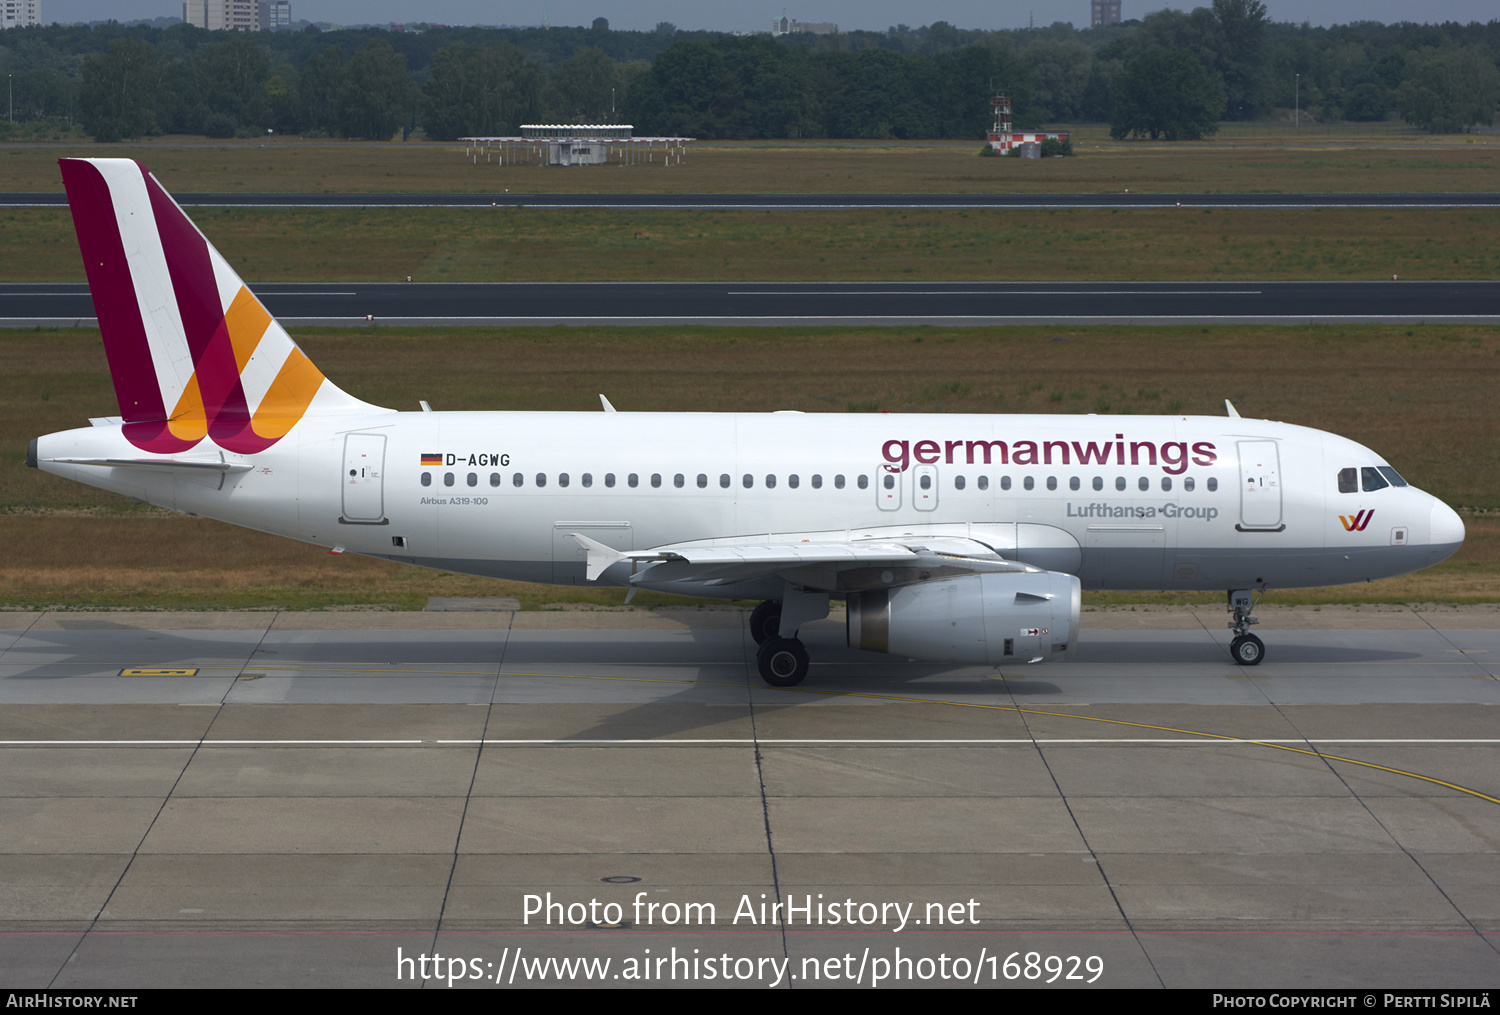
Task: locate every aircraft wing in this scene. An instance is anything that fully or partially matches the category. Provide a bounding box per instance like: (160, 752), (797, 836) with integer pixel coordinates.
(570, 531), (1034, 590)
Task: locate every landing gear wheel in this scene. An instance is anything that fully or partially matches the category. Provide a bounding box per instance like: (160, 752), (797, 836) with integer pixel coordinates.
(1230, 634), (1265, 666)
(749, 600), (782, 645)
(757, 637), (809, 687)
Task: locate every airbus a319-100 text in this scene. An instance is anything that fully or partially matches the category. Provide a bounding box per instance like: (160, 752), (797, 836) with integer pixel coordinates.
(28, 159), (1466, 686)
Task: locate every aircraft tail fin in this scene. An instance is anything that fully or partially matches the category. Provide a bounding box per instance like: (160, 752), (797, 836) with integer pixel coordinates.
(59, 158), (383, 456)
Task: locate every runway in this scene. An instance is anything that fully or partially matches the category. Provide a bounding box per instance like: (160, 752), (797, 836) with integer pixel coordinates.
(4, 191), (1499, 209)
(5, 279), (1498, 328)
(4, 604), (1500, 988)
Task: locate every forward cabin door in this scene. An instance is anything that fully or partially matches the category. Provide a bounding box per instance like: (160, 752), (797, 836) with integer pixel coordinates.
(341, 433), (387, 523)
(1237, 440), (1283, 530)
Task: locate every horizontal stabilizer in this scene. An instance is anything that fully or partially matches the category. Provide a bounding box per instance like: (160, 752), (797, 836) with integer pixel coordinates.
(48, 456), (252, 473)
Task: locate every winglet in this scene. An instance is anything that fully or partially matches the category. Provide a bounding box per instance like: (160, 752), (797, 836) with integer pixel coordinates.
(600, 394), (617, 413)
(571, 532), (628, 581)
(1225, 399), (1241, 418)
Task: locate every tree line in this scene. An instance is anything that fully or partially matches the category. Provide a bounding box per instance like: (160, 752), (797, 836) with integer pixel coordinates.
(0, 6), (1496, 142)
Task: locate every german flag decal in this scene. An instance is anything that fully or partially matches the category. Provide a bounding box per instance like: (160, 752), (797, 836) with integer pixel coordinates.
(421, 453), (442, 466)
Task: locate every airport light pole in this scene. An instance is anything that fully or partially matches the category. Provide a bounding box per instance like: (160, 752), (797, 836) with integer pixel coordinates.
(1295, 73), (1299, 129)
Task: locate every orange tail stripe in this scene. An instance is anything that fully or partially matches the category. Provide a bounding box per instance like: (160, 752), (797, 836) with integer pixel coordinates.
(166, 372), (209, 442)
(224, 286), (272, 373)
(250, 348), (325, 440)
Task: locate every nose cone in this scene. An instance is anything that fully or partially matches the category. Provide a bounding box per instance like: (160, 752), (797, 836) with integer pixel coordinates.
(1429, 499), (1465, 561)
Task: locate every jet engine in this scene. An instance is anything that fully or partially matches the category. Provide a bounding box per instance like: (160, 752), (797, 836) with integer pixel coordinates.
(847, 571), (1081, 664)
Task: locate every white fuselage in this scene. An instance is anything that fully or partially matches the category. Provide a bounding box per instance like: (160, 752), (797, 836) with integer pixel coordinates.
(34, 410), (1465, 599)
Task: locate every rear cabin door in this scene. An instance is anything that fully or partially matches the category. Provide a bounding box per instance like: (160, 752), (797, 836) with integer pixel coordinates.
(341, 433), (387, 523)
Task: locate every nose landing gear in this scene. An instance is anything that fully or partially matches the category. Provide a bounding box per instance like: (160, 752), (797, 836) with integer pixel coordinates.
(1228, 588), (1265, 665)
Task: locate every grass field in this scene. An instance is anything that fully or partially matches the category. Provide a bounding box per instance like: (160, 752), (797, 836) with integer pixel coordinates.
(6, 206), (1499, 282)
(3, 125), (1500, 195)
(3, 324), (1496, 610)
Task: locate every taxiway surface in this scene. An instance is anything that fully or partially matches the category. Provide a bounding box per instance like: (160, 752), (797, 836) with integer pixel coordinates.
(4, 192), (1500, 209)
(3, 604), (1500, 988)
(5, 280), (1498, 328)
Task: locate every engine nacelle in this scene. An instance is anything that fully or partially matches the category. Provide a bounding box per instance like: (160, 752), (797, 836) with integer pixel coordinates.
(847, 571), (1081, 665)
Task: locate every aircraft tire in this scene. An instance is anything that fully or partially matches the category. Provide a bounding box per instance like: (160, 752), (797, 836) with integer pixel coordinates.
(1230, 634), (1265, 666)
(749, 600), (782, 645)
(757, 637), (809, 687)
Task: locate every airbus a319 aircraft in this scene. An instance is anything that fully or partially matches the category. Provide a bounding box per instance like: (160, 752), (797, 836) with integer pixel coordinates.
(29, 159), (1466, 686)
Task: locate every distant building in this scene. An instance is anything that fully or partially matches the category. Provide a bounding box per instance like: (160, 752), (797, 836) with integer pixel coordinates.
(184, 0), (285, 31)
(1091, 0), (1121, 27)
(771, 16), (836, 36)
(260, 0), (291, 30)
(1, 0), (40, 29)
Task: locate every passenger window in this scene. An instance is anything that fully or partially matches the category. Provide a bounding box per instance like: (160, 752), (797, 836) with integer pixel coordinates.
(421, 472), (431, 487)
(535, 473), (547, 488)
(628, 473), (639, 488)
(1046, 476), (1056, 491)
(1377, 466), (1408, 488)
(558, 473), (569, 488)
(605, 473), (616, 488)
(467, 472), (478, 487)
(920, 474), (932, 490)
(444, 472), (454, 487)
(1207, 477), (1218, 492)
(1000, 475), (1010, 490)
(1338, 467), (1358, 493)
(672, 474), (683, 488)
(1069, 476), (1080, 491)
(1093, 476), (1103, 491)
(651, 473), (662, 488)
(789, 474), (800, 489)
(857, 475), (868, 490)
(812, 474), (823, 489)
(838, 475), (848, 489)
(1138, 477), (1149, 491)
(697, 474), (707, 488)
(955, 475), (965, 490)
(1361, 467), (1389, 492)
(882, 474), (894, 489)
(1115, 477), (1126, 491)
(1184, 477), (1195, 492)
(743, 474), (753, 488)
(513, 472), (523, 487)
(1024, 476), (1034, 491)
(1161, 477), (1171, 491)
(582, 473), (592, 488)
(720, 474), (730, 488)
(978, 475), (989, 490)
(766, 474), (777, 489)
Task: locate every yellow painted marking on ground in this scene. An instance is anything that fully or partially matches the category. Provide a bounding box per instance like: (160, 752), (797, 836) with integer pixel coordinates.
(119, 667), (199, 676)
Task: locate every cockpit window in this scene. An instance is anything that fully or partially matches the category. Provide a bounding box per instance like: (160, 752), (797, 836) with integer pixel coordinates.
(1338, 468), (1357, 493)
(1377, 466), (1408, 488)
(1361, 466), (1389, 493)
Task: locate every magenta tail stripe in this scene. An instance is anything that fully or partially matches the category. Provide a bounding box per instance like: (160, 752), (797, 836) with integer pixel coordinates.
(143, 168), (254, 430)
(58, 160), (171, 429)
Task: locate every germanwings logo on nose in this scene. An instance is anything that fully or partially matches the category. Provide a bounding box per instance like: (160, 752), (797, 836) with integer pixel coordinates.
(1339, 510), (1374, 532)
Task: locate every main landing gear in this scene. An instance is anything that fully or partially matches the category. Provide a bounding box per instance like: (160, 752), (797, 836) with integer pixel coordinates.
(748, 593), (826, 688)
(1228, 588), (1265, 666)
